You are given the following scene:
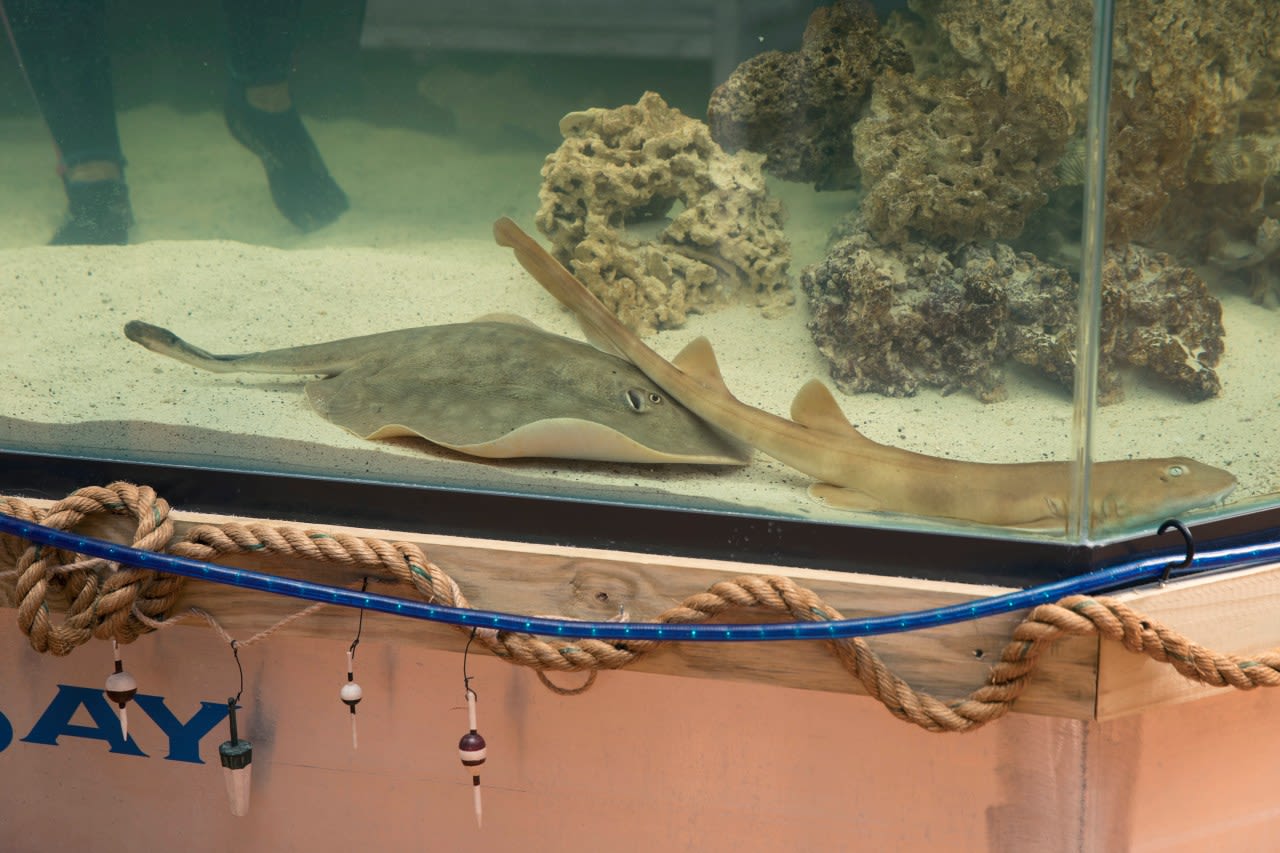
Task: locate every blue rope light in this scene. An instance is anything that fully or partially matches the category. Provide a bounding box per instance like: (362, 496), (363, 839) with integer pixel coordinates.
(2, 510), (1278, 642)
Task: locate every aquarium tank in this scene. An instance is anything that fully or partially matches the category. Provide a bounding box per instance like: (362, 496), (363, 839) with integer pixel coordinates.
(0, 0), (1275, 576)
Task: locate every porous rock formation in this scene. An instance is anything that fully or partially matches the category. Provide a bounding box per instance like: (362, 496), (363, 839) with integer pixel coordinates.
(706, 0), (912, 190)
(803, 219), (1011, 401)
(1108, 246), (1226, 402)
(536, 91), (793, 336)
(802, 222), (1224, 403)
(852, 70), (1070, 244)
(899, 0), (1280, 244)
(1160, 133), (1280, 305)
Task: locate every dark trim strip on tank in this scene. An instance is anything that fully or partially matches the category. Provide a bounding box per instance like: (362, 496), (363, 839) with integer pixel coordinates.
(1, 448), (1274, 588)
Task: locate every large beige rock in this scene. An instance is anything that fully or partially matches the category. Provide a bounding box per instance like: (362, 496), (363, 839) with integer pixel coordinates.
(536, 92), (793, 336)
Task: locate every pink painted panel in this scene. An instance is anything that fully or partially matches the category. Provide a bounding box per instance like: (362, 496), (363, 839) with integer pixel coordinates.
(2, 625), (1277, 851)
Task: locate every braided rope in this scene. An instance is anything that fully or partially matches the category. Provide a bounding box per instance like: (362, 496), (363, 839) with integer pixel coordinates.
(2, 484), (186, 656)
(3, 482), (1280, 732)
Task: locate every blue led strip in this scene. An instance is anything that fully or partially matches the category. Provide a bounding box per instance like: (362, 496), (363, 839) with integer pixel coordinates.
(2, 511), (1279, 642)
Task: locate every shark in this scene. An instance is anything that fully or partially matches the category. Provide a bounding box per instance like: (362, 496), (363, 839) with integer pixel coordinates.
(493, 216), (1237, 529)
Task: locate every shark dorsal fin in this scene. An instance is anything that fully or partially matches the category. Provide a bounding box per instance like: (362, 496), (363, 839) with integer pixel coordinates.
(790, 379), (860, 436)
(672, 337), (730, 391)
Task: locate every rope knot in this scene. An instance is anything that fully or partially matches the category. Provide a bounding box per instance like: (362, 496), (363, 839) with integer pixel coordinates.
(10, 482), (186, 655)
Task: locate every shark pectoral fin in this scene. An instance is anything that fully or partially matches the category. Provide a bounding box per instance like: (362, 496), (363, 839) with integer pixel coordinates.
(808, 483), (883, 511)
(672, 337), (730, 392)
(994, 495), (1067, 531)
(790, 380), (862, 437)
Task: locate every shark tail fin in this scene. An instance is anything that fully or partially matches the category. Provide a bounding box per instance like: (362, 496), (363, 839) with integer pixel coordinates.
(493, 216), (630, 359)
(789, 379), (872, 442)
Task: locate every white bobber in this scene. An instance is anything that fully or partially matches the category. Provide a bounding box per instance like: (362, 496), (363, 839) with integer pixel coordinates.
(341, 648), (363, 749)
(340, 680), (363, 707)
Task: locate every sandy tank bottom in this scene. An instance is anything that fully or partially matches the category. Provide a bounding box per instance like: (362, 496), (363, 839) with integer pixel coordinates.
(2, 104), (1277, 541)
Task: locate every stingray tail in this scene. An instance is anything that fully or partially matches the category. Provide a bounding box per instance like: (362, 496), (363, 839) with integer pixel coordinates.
(123, 320), (253, 373)
(123, 320), (358, 375)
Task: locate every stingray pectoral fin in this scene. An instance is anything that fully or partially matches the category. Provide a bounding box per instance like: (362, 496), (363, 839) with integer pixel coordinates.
(361, 423), (424, 440)
(305, 371), (392, 438)
(572, 316), (627, 359)
(807, 483), (884, 511)
(469, 312), (542, 328)
(439, 418), (749, 464)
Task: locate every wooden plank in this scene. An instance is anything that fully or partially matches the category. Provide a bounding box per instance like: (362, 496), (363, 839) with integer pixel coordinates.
(1096, 560), (1280, 719)
(1, 504), (1100, 719)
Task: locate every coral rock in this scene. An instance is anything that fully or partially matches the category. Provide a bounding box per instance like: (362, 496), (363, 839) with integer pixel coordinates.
(536, 92), (793, 336)
(853, 70), (1070, 244)
(907, 0), (1279, 243)
(915, 0), (1276, 138)
(707, 0), (912, 190)
(1109, 247), (1225, 402)
(1243, 217), (1280, 306)
(801, 225), (1011, 401)
(1154, 153), (1280, 306)
(802, 223), (1224, 403)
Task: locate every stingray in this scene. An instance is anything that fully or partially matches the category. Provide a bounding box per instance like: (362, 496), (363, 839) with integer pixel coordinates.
(122, 317), (749, 465)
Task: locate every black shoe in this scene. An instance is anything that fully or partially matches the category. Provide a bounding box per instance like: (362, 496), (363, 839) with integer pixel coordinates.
(51, 178), (133, 245)
(225, 87), (349, 232)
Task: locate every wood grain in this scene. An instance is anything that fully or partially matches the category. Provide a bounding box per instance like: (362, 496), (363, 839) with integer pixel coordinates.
(1097, 561), (1280, 719)
(2, 504), (1101, 719)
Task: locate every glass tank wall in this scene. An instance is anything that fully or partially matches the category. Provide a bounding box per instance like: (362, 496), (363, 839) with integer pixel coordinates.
(0, 0), (1274, 547)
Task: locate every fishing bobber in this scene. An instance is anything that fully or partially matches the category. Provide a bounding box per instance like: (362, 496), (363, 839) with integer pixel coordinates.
(340, 649), (363, 749)
(103, 640), (138, 740)
(458, 688), (486, 828)
(218, 699), (253, 817)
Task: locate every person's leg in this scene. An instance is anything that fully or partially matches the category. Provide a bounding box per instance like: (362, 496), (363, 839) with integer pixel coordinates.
(4, 0), (132, 244)
(222, 0), (348, 232)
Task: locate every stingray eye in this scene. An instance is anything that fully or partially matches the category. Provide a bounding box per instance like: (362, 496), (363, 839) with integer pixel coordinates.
(625, 389), (664, 412)
(1167, 464), (1186, 478)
